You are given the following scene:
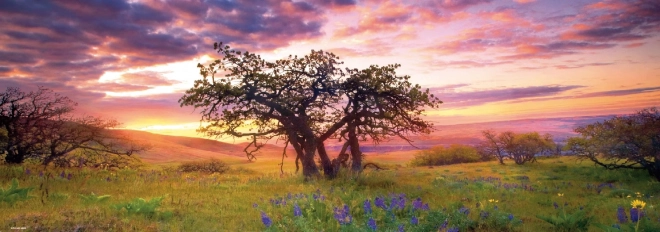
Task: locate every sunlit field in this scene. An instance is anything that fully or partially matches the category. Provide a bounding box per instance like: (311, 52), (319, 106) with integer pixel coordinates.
(2, 154), (659, 231)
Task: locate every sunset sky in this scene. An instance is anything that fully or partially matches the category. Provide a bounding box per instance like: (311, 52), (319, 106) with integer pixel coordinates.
(0, 0), (659, 140)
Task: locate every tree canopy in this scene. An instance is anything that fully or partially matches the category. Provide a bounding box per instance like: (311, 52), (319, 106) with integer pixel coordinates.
(479, 130), (555, 165)
(566, 107), (660, 181)
(180, 42), (441, 178)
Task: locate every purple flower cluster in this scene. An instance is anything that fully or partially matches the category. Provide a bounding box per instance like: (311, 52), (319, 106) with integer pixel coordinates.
(293, 203), (302, 217)
(261, 211), (272, 227)
(617, 206), (627, 223)
(411, 215), (419, 225)
(367, 217), (377, 231)
(390, 194), (406, 210)
(334, 204), (353, 225)
(363, 199), (373, 214)
(630, 207), (644, 223)
(459, 207), (470, 215)
(375, 196), (387, 210)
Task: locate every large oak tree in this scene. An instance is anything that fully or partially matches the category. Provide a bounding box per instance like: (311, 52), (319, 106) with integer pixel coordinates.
(180, 42), (440, 178)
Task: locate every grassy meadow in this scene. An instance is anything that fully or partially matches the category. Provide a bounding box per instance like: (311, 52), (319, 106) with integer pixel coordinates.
(1, 154), (660, 231)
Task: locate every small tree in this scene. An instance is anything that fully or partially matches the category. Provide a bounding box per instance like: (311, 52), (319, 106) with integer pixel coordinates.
(567, 107), (660, 181)
(479, 130), (555, 165)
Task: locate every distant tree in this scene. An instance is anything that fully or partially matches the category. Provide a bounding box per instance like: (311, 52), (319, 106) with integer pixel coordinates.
(180, 42), (440, 178)
(566, 107), (660, 181)
(0, 87), (146, 165)
(479, 130), (507, 165)
(509, 132), (554, 164)
(479, 130), (555, 165)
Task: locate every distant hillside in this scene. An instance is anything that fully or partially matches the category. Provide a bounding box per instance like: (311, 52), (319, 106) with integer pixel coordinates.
(116, 115), (614, 162)
(325, 115), (614, 153)
(111, 130), (292, 164)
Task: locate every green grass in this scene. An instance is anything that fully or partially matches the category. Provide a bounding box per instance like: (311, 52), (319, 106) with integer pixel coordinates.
(1, 156), (659, 231)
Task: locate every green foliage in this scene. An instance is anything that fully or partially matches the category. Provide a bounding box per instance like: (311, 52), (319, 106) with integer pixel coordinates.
(178, 159), (230, 174)
(411, 144), (482, 166)
(0, 178), (33, 205)
(568, 107), (660, 181)
(79, 192), (111, 205)
(112, 196), (170, 219)
(537, 207), (594, 232)
(607, 189), (636, 198)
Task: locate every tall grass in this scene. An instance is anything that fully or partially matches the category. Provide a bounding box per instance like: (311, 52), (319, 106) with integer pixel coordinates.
(1, 156), (659, 231)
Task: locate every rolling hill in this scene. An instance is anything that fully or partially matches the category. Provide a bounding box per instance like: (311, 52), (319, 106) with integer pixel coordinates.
(116, 115), (613, 163)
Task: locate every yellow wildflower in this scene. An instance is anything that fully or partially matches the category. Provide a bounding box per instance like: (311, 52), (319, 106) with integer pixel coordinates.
(557, 193), (564, 197)
(631, 199), (646, 209)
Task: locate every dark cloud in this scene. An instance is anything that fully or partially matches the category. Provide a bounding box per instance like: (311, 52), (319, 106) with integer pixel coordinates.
(0, 0), (329, 96)
(578, 86), (660, 98)
(438, 60), (514, 68)
(431, 85), (584, 108)
(554, 62), (613, 69)
(510, 86), (660, 103)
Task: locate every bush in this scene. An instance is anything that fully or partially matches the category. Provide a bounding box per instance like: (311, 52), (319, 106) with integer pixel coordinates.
(410, 144), (482, 166)
(178, 159), (230, 174)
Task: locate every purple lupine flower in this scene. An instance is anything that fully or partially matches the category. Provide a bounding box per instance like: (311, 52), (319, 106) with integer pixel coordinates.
(617, 206), (627, 223)
(398, 224), (405, 232)
(260, 211), (272, 227)
(287, 193), (292, 199)
(334, 205), (353, 225)
(553, 202), (559, 209)
(364, 199), (373, 214)
(67, 173), (72, 180)
(459, 207), (470, 215)
(480, 211), (489, 219)
(439, 219), (448, 230)
(391, 196), (399, 210)
(508, 214), (514, 221)
(367, 218), (377, 231)
(293, 203), (302, 217)
(25, 168), (31, 176)
(60, 171), (65, 178)
(39, 171), (43, 177)
(411, 215), (418, 225)
(448, 227), (459, 232)
(412, 198), (423, 211)
(321, 195), (325, 201)
(422, 203), (430, 211)
(253, 203), (258, 208)
(375, 197), (387, 210)
(398, 195), (406, 209)
(631, 208), (642, 222)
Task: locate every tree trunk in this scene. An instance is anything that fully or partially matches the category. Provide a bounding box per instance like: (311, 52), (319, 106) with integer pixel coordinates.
(348, 123), (362, 173)
(5, 150), (25, 164)
(650, 158), (660, 182)
(316, 143), (336, 178)
(300, 140), (320, 178)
